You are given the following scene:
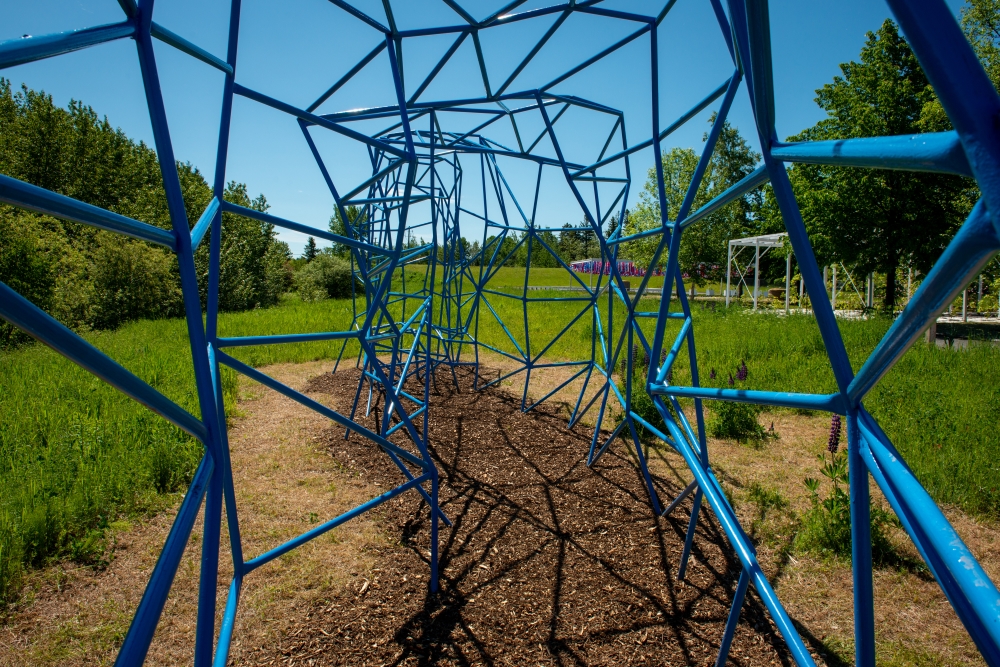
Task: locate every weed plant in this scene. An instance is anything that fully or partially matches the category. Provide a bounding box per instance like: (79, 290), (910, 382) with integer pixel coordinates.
(796, 449), (899, 565)
(709, 402), (767, 443)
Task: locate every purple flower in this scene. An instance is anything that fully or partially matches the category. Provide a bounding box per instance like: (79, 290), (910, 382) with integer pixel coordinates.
(666, 369), (674, 384)
(728, 373), (734, 387)
(710, 368), (716, 380)
(828, 414), (842, 454)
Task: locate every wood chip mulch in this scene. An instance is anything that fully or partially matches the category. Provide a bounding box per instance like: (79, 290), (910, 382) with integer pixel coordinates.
(241, 365), (803, 666)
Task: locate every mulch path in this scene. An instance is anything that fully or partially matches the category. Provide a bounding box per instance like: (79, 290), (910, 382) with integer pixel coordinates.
(242, 366), (798, 666)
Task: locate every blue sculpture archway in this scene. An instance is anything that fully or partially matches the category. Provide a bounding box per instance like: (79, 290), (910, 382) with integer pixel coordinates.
(1, 1), (999, 665)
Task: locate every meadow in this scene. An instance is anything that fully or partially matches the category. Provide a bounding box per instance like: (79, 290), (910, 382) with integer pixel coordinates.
(1, 274), (997, 606)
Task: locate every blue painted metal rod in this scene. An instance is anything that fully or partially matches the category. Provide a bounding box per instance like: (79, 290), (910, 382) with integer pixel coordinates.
(714, 569), (751, 667)
(658, 412), (816, 666)
(215, 330), (359, 348)
(232, 83), (408, 158)
(523, 365), (590, 412)
(628, 410), (674, 446)
(678, 165), (769, 229)
(572, 76), (733, 176)
(0, 173), (177, 249)
(0, 281), (207, 441)
(542, 24), (650, 91)
(654, 316), (692, 383)
(770, 131), (971, 177)
(0, 21), (135, 70)
(885, 0), (1000, 225)
(661, 479), (697, 517)
(216, 351), (426, 468)
(243, 474), (429, 574)
(577, 6), (655, 23)
(849, 199), (1000, 403)
(190, 197), (220, 250)
(212, 575), (243, 667)
(346, 195), (431, 205)
(115, 455), (214, 667)
(325, 0), (389, 33)
(308, 41), (387, 112)
(218, 200), (387, 255)
(150, 22), (233, 74)
(650, 384), (844, 413)
(860, 422), (1000, 664)
(336, 159), (404, 203)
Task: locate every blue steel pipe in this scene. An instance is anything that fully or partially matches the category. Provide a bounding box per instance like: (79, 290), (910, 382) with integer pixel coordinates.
(650, 384), (844, 413)
(0, 173), (177, 249)
(243, 475), (429, 573)
(0, 21), (135, 70)
(0, 281), (207, 441)
(771, 132), (972, 177)
(115, 455), (214, 666)
(860, 422), (1000, 664)
(217, 351), (427, 468)
(657, 405), (816, 666)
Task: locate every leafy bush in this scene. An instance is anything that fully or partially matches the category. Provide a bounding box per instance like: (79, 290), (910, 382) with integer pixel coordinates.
(91, 235), (182, 329)
(709, 401), (767, 443)
(796, 449), (898, 564)
(295, 251), (355, 301)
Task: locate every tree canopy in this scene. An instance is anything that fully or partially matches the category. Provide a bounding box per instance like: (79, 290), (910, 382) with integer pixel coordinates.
(0, 79), (289, 345)
(787, 20), (972, 308)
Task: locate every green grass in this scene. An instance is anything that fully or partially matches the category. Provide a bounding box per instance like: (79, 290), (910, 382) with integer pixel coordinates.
(1, 277), (998, 607)
(0, 294), (361, 603)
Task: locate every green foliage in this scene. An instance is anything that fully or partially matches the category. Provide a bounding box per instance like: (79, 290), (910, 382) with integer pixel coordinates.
(709, 401), (767, 443)
(746, 482), (789, 536)
(796, 450), (897, 564)
(0, 211), (53, 347)
(0, 80), (287, 340)
(91, 234), (182, 329)
(195, 182), (291, 312)
(294, 250), (355, 301)
(615, 364), (668, 441)
(302, 236), (318, 262)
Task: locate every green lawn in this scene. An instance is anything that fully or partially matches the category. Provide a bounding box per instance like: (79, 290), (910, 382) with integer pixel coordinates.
(1, 281), (997, 605)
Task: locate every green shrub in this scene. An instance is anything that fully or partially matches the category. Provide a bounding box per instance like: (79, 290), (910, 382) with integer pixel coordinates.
(709, 401), (767, 443)
(91, 236), (182, 330)
(294, 251), (355, 301)
(0, 211), (53, 348)
(796, 450), (897, 564)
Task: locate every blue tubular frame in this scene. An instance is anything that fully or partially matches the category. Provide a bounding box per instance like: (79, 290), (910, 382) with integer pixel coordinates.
(2, 0), (1000, 664)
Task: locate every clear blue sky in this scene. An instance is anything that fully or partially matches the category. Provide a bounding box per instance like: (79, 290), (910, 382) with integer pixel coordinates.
(3, 0), (965, 256)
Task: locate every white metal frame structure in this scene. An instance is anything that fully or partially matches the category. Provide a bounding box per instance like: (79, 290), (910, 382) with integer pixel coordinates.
(725, 232), (789, 311)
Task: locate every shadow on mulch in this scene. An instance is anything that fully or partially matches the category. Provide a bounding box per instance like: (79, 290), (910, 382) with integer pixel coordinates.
(245, 366), (821, 667)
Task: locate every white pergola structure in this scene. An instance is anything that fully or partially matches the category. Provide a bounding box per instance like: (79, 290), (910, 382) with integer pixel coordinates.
(726, 232), (790, 311)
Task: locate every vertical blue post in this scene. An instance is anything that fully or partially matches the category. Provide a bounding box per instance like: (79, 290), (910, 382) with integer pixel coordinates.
(848, 410), (876, 666)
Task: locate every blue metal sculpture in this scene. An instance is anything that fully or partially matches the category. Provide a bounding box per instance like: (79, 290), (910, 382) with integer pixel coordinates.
(1, 1), (999, 665)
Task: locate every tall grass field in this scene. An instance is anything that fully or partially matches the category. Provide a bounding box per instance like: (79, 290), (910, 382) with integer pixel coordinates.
(1, 284), (997, 606)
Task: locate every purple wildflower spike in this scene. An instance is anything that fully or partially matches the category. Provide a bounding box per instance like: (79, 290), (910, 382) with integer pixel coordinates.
(828, 414), (842, 454)
(710, 368), (716, 380)
(728, 373), (734, 386)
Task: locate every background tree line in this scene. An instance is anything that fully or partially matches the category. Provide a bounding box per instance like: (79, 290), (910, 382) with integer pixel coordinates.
(0, 79), (291, 348)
